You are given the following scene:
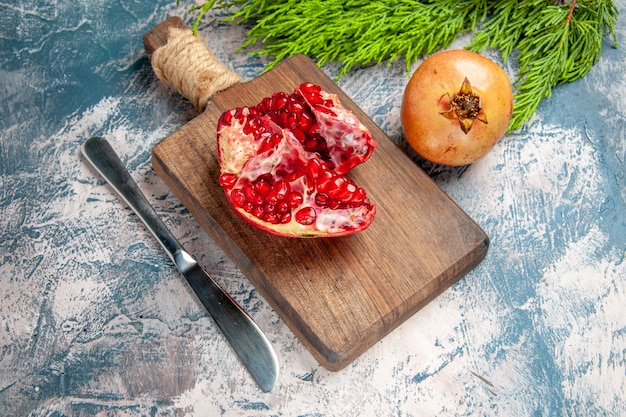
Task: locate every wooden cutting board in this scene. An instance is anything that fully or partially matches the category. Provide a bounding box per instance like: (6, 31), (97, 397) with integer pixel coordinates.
(144, 17), (489, 371)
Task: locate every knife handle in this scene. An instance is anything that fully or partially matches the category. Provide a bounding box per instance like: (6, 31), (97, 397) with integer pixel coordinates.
(143, 16), (243, 112)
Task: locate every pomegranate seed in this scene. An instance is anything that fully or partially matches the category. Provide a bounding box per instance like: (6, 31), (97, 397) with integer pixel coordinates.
(279, 212), (291, 224)
(287, 192), (303, 208)
(219, 173), (238, 188)
(242, 201), (254, 213)
(288, 100), (304, 114)
(307, 124), (320, 136)
(243, 117), (256, 134)
(328, 199), (341, 209)
(303, 137), (320, 152)
(291, 127), (308, 144)
(307, 159), (323, 180)
(273, 180), (289, 198)
(264, 213), (279, 224)
(255, 195), (265, 207)
(230, 189), (246, 207)
(264, 190), (279, 205)
(277, 201), (290, 213)
(350, 188), (366, 205)
(297, 112), (313, 131)
(285, 171), (304, 183)
(242, 183), (256, 200)
(271, 93), (289, 110)
(251, 206), (264, 218)
(255, 180), (271, 195)
(295, 207), (316, 225)
(315, 170), (334, 191)
(315, 193), (329, 207)
(286, 114), (298, 130)
(260, 97), (272, 111)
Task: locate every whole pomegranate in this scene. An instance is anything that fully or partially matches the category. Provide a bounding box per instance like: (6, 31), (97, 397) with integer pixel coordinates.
(401, 50), (514, 166)
(217, 82), (377, 237)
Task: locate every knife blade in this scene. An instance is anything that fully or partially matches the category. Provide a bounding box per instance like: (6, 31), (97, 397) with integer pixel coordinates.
(81, 136), (279, 392)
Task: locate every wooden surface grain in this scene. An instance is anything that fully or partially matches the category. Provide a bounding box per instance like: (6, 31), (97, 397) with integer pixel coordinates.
(145, 20), (488, 370)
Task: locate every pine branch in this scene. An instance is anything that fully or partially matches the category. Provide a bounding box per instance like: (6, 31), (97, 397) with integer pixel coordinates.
(222, 0), (490, 75)
(184, 0), (619, 131)
(471, 0), (619, 130)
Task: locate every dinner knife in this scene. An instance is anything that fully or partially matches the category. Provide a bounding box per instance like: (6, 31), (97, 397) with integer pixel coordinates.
(81, 136), (279, 392)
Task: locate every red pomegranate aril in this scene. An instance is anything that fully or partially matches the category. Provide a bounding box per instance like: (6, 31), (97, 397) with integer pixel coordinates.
(271, 93), (289, 111)
(315, 193), (329, 207)
(243, 116), (256, 134)
(219, 173), (238, 188)
(230, 189), (246, 207)
(258, 97), (271, 111)
(251, 206), (264, 218)
(303, 137), (323, 153)
(282, 113), (294, 130)
(295, 207), (316, 225)
(277, 200), (290, 213)
(288, 99), (305, 113)
(297, 112), (313, 131)
(308, 158), (326, 178)
(255, 180), (271, 195)
(298, 83), (322, 103)
(273, 180), (289, 198)
(328, 199), (341, 210)
(242, 201), (254, 213)
(252, 195), (264, 207)
(315, 170), (334, 190)
(264, 190), (279, 206)
(351, 188), (366, 205)
(284, 171), (303, 183)
(307, 123), (320, 136)
(280, 212), (292, 223)
(265, 213), (279, 224)
(325, 177), (347, 198)
(287, 192), (303, 208)
(292, 128), (306, 143)
(242, 184), (256, 200)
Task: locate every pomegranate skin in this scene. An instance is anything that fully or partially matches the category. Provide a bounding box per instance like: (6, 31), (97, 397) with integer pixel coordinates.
(401, 50), (513, 166)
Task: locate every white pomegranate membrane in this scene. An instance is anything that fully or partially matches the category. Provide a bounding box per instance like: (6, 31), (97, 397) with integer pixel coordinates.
(217, 82), (377, 237)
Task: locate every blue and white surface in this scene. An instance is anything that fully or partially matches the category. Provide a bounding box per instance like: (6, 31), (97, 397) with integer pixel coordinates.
(1, 2), (624, 416)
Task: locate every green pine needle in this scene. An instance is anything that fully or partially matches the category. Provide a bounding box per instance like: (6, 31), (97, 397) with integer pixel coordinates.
(184, 0), (618, 131)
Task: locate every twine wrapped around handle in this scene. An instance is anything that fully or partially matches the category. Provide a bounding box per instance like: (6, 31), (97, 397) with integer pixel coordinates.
(150, 26), (243, 112)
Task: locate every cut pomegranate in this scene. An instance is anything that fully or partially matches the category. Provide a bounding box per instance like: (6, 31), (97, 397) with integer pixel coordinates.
(216, 83), (377, 237)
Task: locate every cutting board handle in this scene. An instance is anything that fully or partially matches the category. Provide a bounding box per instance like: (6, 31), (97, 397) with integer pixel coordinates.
(143, 16), (243, 112)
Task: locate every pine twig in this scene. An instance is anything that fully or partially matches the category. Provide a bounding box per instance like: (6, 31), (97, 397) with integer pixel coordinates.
(184, 0), (619, 131)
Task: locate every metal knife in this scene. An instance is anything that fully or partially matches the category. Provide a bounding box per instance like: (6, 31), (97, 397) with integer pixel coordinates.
(81, 136), (279, 392)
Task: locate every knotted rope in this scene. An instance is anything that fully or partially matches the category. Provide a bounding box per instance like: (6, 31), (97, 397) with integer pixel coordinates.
(150, 27), (243, 112)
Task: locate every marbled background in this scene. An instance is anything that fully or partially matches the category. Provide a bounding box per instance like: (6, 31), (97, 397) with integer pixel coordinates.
(1, 1), (624, 416)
